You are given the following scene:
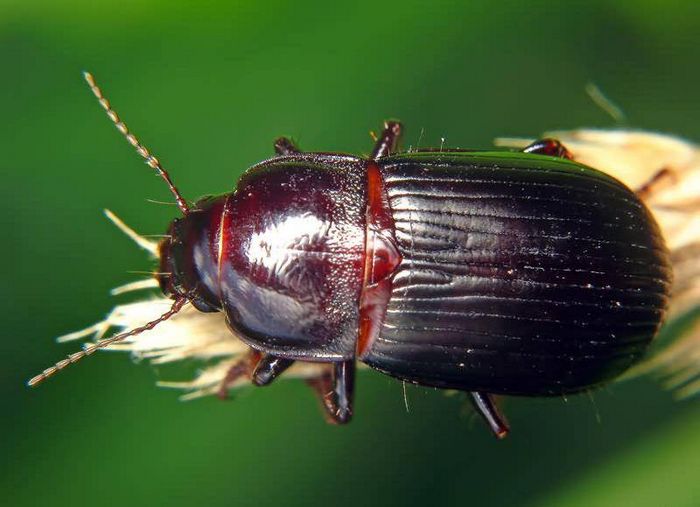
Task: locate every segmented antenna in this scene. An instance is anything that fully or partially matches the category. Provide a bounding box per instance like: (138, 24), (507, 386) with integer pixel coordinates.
(83, 71), (190, 215)
(27, 298), (187, 387)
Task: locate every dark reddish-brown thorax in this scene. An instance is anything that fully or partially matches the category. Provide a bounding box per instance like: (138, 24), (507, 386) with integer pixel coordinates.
(158, 153), (402, 363)
(217, 155), (368, 360)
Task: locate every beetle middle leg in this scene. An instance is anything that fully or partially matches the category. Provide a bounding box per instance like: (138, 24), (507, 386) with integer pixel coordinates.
(522, 138), (573, 160)
(274, 137), (301, 155)
(469, 392), (510, 439)
(371, 121), (403, 159)
(306, 360), (356, 424)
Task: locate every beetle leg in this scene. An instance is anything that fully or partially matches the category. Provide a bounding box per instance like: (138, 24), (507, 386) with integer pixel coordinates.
(332, 360), (356, 423)
(469, 392), (510, 439)
(251, 353), (295, 386)
(636, 167), (674, 200)
(306, 369), (334, 420)
(371, 121), (403, 159)
(306, 360), (356, 424)
(216, 349), (261, 399)
(522, 138), (573, 160)
(274, 137), (301, 155)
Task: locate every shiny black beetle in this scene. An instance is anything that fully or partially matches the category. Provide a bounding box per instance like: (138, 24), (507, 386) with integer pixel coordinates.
(30, 74), (672, 438)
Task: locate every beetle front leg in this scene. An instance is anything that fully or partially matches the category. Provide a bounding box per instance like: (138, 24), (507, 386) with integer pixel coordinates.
(371, 121), (403, 159)
(306, 359), (356, 424)
(469, 392), (510, 439)
(522, 138), (573, 160)
(274, 137), (301, 155)
(251, 353), (295, 386)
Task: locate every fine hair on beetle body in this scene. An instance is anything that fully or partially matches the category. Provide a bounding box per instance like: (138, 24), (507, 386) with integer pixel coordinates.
(28, 72), (673, 439)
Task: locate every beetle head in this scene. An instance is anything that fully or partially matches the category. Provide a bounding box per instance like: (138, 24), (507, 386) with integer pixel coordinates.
(158, 196), (226, 313)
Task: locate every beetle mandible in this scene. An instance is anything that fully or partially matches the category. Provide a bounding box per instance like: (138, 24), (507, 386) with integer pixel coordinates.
(29, 73), (672, 438)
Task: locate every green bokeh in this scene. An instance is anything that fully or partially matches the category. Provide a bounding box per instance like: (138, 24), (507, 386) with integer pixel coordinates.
(3, 1), (699, 506)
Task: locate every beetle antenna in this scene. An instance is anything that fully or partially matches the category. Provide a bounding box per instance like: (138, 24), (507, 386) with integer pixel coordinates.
(83, 71), (191, 215)
(27, 297), (187, 387)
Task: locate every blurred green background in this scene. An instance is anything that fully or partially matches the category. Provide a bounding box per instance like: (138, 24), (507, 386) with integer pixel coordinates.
(3, 1), (700, 506)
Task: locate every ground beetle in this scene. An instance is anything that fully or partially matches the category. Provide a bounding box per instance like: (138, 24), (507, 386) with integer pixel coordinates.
(29, 74), (672, 438)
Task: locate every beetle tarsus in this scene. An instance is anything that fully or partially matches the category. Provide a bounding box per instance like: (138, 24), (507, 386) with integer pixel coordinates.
(522, 138), (573, 160)
(469, 392), (510, 439)
(371, 121), (403, 159)
(307, 360), (355, 424)
(274, 137), (301, 156)
(252, 354), (295, 386)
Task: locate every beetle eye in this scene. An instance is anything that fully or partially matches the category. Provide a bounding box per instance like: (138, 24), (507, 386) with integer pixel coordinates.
(157, 224), (177, 294)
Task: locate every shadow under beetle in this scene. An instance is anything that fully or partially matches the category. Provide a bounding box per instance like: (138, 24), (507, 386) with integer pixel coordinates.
(30, 73), (672, 438)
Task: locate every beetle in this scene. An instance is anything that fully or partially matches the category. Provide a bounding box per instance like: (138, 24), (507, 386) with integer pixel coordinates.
(29, 73), (672, 438)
